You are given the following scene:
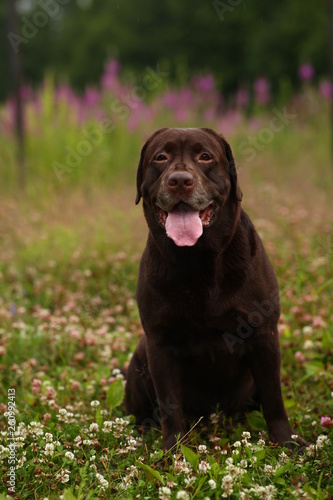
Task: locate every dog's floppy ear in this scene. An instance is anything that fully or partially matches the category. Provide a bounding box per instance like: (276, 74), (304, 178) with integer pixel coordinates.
(135, 128), (168, 205)
(221, 136), (243, 202)
(135, 141), (149, 205)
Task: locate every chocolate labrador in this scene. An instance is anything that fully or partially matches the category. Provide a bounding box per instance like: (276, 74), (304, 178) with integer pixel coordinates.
(125, 127), (305, 451)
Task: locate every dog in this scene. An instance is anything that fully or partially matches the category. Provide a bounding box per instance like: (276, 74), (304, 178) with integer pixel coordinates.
(125, 127), (306, 451)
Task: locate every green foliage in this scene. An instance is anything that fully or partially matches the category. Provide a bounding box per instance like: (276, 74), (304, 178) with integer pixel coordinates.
(0, 0), (329, 100)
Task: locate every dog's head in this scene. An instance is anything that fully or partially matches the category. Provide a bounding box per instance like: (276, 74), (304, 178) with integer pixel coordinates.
(136, 128), (242, 248)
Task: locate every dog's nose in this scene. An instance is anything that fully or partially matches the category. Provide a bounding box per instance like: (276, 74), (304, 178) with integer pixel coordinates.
(167, 171), (194, 191)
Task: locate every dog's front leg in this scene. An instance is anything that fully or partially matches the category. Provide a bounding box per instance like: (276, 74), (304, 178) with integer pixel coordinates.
(249, 329), (307, 449)
(147, 339), (186, 451)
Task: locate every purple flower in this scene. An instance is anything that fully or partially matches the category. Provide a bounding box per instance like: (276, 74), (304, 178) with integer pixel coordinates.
(101, 59), (121, 90)
(299, 63), (315, 81)
(163, 91), (180, 109)
(84, 88), (100, 107)
(192, 75), (216, 92)
(320, 416), (333, 428)
(253, 77), (271, 105)
(235, 88), (249, 108)
(319, 80), (333, 99)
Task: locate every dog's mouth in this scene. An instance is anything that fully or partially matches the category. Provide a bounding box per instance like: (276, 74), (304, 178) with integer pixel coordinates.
(155, 201), (215, 247)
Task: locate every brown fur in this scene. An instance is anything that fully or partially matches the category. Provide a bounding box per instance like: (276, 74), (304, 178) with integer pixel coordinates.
(125, 127), (306, 451)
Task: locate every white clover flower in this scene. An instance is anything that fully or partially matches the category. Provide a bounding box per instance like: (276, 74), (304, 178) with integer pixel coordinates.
(184, 476), (195, 486)
(316, 434), (328, 449)
(159, 486), (172, 499)
(303, 340), (314, 350)
(176, 492), (189, 500)
(233, 440), (241, 448)
(198, 444), (207, 453)
(198, 460), (211, 473)
(222, 474), (234, 497)
(44, 433), (53, 443)
(278, 451), (288, 464)
(257, 438), (266, 447)
(65, 451), (74, 460)
(242, 431), (251, 440)
(58, 408), (67, 416)
(89, 423), (99, 433)
(103, 421), (113, 433)
(90, 400), (100, 408)
(291, 434), (298, 440)
(302, 326), (313, 335)
(56, 469), (70, 484)
(44, 443), (54, 456)
(264, 464), (274, 475)
(96, 472), (108, 491)
(208, 479), (216, 489)
(0, 446), (9, 459)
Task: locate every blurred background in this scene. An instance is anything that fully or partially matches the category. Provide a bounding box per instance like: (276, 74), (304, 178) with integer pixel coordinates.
(0, 0), (331, 258)
(0, 0), (332, 193)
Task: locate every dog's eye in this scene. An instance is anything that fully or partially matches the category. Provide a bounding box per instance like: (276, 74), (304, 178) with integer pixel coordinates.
(199, 152), (212, 161)
(155, 154), (168, 162)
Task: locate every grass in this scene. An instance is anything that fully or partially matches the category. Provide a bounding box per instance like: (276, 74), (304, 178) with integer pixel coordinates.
(0, 78), (333, 498)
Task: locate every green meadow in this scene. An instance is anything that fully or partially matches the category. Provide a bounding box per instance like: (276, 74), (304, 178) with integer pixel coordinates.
(0, 73), (332, 498)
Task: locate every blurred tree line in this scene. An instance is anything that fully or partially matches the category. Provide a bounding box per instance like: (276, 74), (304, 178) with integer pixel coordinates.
(0, 0), (329, 101)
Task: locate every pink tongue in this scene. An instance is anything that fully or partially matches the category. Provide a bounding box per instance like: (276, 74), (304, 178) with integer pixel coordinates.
(165, 204), (203, 247)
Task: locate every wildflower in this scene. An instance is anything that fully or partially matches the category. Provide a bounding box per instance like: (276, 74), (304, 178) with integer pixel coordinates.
(320, 416), (333, 428)
(319, 80), (333, 99)
(316, 434), (328, 449)
(233, 441), (241, 448)
(302, 325), (313, 335)
(65, 451), (75, 460)
(176, 492), (189, 500)
(159, 486), (172, 499)
(208, 479), (216, 489)
(299, 63), (315, 81)
(209, 413), (219, 424)
(291, 434), (298, 440)
(198, 444), (207, 453)
(222, 474), (234, 497)
(278, 451), (288, 464)
(264, 464), (274, 475)
(56, 469), (70, 484)
(28, 421), (44, 437)
(44, 433), (53, 443)
(44, 443), (54, 456)
(295, 351), (305, 362)
(96, 473), (109, 491)
(89, 423), (99, 433)
(198, 460), (211, 473)
(254, 77), (271, 105)
(303, 340), (314, 350)
(241, 431), (251, 440)
(174, 457), (191, 473)
(0, 446), (10, 459)
(90, 400), (100, 408)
